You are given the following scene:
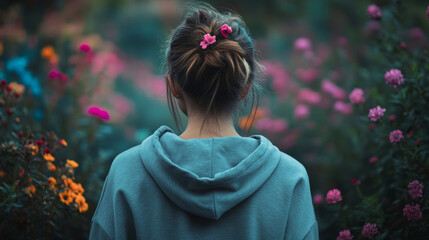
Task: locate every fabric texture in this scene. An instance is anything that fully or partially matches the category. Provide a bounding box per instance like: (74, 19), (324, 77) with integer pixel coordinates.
(89, 125), (318, 240)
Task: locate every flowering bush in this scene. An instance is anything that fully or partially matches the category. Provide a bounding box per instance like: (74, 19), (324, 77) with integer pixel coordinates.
(0, 80), (89, 238)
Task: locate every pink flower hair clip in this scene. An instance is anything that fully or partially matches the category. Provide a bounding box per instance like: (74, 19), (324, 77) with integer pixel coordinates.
(200, 34), (216, 49)
(221, 24), (232, 38)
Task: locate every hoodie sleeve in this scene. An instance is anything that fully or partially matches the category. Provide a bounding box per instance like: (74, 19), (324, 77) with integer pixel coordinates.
(284, 165), (319, 240)
(89, 152), (138, 240)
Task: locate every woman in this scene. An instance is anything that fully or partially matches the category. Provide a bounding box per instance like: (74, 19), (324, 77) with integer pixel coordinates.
(89, 3), (318, 239)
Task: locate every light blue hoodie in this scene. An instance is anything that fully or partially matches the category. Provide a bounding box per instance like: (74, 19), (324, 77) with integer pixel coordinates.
(89, 125), (318, 240)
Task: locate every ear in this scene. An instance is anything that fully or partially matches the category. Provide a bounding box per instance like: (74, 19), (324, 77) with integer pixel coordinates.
(167, 75), (181, 98)
(239, 83), (252, 100)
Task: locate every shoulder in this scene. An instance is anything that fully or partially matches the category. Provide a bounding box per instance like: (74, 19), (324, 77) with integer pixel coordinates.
(273, 150), (310, 187)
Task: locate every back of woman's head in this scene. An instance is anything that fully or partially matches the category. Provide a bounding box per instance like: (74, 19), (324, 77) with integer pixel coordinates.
(164, 2), (262, 132)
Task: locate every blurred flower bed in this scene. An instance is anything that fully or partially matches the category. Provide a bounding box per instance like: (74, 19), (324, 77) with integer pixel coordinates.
(0, 0), (428, 239)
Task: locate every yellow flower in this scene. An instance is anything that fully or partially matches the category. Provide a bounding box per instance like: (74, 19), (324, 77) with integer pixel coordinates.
(66, 159), (79, 169)
(59, 190), (73, 205)
(26, 185), (36, 198)
(48, 177), (57, 191)
(8, 82), (25, 95)
(46, 162), (56, 171)
(59, 139), (68, 147)
(44, 153), (55, 162)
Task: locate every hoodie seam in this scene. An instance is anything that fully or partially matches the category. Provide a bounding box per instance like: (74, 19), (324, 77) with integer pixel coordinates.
(211, 138), (217, 218)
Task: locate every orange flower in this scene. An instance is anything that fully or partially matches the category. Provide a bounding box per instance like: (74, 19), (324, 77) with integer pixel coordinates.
(46, 162), (56, 171)
(59, 190), (73, 205)
(66, 159), (79, 169)
(8, 82), (25, 95)
(0, 170), (5, 177)
(25, 185), (36, 198)
(0, 42), (3, 55)
(47, 177), (57, 191)
(25, 143), (39, 156)
(59, 139), (68, 147)
(44, 153), (55, 162)
(75, 194), (89, 212)
(41, 46), (55, 59)
(65, 178), (79, 193)
(238, 108), (265, 130)
(41, 46), (59, 64)
(75, 183), (85, 194)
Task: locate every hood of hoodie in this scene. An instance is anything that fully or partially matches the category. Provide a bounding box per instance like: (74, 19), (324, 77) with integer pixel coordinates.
(139, 125), (281, 220)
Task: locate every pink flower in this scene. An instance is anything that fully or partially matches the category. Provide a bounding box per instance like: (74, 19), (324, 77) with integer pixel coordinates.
(79, 43), (91, 53)
(19, 169), (24, 176)
(48, 70), (68, 82)
(334, 101), (353, 115)
(313, 194), (323, 205)
(87, 106), (110, 120)
(349, 88), (365, 104)
(352, 179), (360, 185)
(326, 188), (342, 204)
(408, 180), (423, 199)
(400, 42), (407, 48)
(294, 37), (311, 52)
(367, 4), (382, 20)
(337, 230), (353, 240)
(200, 34), (216, 49)
(369, 156), (378, 163)
(368, 106), (386, 122)
(322, 79), (346, 100)
(295, 104), (310, 120)
(403, 203), (422, 222)
(388, 114), (396, 122)
(362, 223), (378, 239)
(298, 88), (322, 105)
(390, 130), (404, 144)
(220, 24), (232, 38)
(384, 69), (404, 88)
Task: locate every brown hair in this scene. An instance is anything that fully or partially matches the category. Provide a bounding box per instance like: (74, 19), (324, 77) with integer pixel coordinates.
(164, 2), (263, 135)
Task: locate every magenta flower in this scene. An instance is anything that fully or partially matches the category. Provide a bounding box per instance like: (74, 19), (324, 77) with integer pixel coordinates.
(362, 223), (378, 239)
(334, 101), (353, 115)
(367, 4), (382, 20)
(200, 34), (216, 49)
(403, 203), (422, 222)
(408, 180), (423, 199)
(220, 24), (232, 38)
(369, 156), (378, 163)
(88, 106), (110, 120)
(368, 106), (386, 122)
(294, 37), (311, 52)
(337, 230), (353, 240)
(79, 43), (91, 53)
(390, 130), (404, 144)
(313, 194), (323, 205)
(388, 114), (396, 122)
(326, 188), (342, 204)
(352, 179), (360, 185)
(349, 88), (365, 104)
(384, 69), (404, 88)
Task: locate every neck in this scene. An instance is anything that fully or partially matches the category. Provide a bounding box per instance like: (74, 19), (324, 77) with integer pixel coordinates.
(179, 113), (240, 139)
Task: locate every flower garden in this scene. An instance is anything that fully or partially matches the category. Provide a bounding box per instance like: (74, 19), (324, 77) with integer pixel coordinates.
(0, 0), (428, 239)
